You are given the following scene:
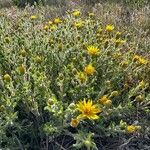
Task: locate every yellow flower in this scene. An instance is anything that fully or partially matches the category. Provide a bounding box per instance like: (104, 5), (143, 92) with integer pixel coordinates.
(87, 45), (99, 56)
(30, 15), (37, 20)
(139, 80), (145, 88)
(106, 25), (114, 32)
(88, 12), (95, 17)
(3, 74), (11, 82)
(84, 64), (95, 75)
(74, 21), (84, 29)
(133, 55), (140, 61)
(73, 10), (81, 17)
(116, 31), (121, 36)
(116, 31), (122, 39)
(127, 125), (136, 133)
(70, 118), (80, 128)
(138, 57), (148, 65)
(53, 18), (62, 24)
(44, 25), (49, 31)
(48, 21), (53, 25)
(115, 39), (125, 46)
(127, 125), (141, 133)
(50, 25), (57, 31)
(120, 61), (129, 68)
(133, 55), (148, 65)
(76, 99), (101, 120)
(113, 52), (122, 59)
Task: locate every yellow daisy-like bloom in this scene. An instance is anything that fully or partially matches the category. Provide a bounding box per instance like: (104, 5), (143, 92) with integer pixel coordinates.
(44, 25), (49, 31)
(76, 99), (101, 120)
(84, 64), (95, 75)
(48, 21), (53, 25)
(30, 15), (37, 20)
(73, 10), (81, 17)
(50, 25), (57, 31)
(106, 25), (114, 32)
(127, 125), (141, 133)
(127, 125), (136, 133)
(133, 55), (140, 61)
(133, 55), (148, 65)
(139, 80), (145, 88)
(70, 118), (80, 128)
(138, 57), (148, 65)
(116, 31), (122, 39)
(88, 12), (95, 17)
(87, 45), (99, 56)
(53, 18), (62, 24)
(116, 31), (121, 36)
(113, 52), (122, 59)
(115, 39), (125, 45)
(74, 21), (84, 29)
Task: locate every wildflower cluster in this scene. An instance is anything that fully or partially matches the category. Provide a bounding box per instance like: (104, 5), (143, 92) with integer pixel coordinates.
(0, 8), (149, 149)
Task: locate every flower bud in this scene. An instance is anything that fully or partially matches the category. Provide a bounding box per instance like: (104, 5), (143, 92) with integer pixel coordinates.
(20, 49), (27, 57)
(5, 37), (11, 43)
(111, 91), (119, 97)
(120, 120), (127, 129)
(58, 43), (63, 51)
(135, 95), (143, 102)
(70, 118), (79, 128)
(104, 100), (112, 106)
(72, 68), (78, 75)
(36, 56), (42, 64)
(84, 140), (92, 148)
(18, 65), (25, 74)
(3, 74), (11, 82)
(58, 73), (64, 81)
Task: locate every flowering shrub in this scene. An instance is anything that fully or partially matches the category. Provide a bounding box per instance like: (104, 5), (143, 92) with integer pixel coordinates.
(0, 8), (149, 149)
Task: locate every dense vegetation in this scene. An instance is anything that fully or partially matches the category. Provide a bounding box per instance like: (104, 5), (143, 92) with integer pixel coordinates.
(0, 0), (150, 149)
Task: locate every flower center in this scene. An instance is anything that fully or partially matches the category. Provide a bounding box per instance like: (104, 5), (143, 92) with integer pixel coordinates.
(84, 108), (91, 115)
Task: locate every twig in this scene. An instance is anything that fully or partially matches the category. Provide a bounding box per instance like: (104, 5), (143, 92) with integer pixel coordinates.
(14, 135), (24, 150)
(55, 141), (66, 150)
(118, 136), (134, 150)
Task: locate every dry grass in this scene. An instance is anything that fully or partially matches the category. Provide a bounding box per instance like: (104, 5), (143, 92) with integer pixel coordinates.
(0, 0), (13, 8)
